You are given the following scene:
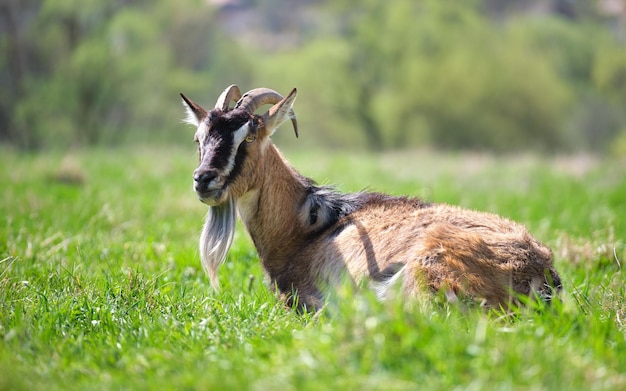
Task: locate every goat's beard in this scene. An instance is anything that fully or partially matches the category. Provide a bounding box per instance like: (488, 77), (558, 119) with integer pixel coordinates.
(199, 196), (236, 289)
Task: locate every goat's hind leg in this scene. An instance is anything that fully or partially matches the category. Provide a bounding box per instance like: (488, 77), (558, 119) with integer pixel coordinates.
(401, 224), (514, 308)
(401, 258), (466, 305)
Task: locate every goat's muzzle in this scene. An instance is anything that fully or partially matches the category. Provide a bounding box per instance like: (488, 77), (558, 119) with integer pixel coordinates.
(193, 168), (224, 204)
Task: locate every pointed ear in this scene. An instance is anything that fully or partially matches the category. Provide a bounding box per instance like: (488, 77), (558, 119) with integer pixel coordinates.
(264, 88), (298, 138)
(180, 93), (207, 127)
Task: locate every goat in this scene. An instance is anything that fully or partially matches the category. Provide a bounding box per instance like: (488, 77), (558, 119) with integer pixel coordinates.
(180, 85), (562, 311)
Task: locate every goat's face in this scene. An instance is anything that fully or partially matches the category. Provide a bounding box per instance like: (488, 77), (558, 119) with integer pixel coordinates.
(181, 85), (298, 205)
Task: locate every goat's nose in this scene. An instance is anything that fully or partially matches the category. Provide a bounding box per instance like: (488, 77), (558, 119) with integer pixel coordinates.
(193, 169), (218, 186)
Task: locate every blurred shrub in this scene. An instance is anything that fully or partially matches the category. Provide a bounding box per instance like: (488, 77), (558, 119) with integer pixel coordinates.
(2, 0), (250, 149)
(264, 1), (574, 151)
(1, 0), (625, 153)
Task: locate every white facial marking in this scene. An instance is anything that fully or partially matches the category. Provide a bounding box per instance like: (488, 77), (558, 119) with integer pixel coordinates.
(232, 121), (249, 145)
(223, 122), (249, 176)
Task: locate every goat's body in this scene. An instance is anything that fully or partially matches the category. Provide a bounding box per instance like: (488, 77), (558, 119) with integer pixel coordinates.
(236, 145), (560, 310)
(181, 85), (562, 313)
(314, 201), (556, 308)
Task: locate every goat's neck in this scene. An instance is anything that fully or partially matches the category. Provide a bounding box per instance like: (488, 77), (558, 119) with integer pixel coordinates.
(236, 144), (308, 276)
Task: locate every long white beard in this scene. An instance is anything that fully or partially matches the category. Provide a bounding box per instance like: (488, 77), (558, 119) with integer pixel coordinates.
(199, 196), (236, 289)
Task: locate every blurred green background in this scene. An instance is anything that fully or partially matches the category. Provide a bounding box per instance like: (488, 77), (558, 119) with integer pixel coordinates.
(2, 0), (626, 153)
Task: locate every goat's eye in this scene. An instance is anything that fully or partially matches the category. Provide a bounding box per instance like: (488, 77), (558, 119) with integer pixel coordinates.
(245, 135), (256, 143)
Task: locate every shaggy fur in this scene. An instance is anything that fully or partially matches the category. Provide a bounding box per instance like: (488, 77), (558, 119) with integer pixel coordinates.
(181, 85), (562, 312)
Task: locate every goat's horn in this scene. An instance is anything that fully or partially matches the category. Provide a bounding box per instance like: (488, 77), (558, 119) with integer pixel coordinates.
(214, 84), (242, 111)
(235, 88), (283, 113)
(236, 88), (298, 137)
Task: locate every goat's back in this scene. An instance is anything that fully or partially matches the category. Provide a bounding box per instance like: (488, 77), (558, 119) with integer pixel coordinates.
(307, 198), (560, 308)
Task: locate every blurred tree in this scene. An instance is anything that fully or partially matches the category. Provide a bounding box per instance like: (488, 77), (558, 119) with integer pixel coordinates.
(1, 0), (251, 149)
(0, 0), (39, 145)
(278, 0), (573, 151)
(1, 0), (625, 152)
(589, 47), (626, 151)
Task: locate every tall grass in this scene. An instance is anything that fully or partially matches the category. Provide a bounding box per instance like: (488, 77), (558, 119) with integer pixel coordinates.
(1, 146), (624, 390)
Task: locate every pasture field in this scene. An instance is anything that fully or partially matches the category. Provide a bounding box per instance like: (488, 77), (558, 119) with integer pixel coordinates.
(1, 146), (625, 390)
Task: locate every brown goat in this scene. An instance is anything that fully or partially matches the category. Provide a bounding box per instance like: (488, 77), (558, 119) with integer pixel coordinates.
(180, 85), (562, 311)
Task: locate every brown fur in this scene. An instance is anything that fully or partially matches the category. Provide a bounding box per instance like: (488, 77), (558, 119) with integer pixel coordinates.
(234, 144), (561, 311)
(182, 86), (562, 312)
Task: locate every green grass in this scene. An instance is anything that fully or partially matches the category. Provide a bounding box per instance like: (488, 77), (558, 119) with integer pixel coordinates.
(1, 146), (625, 390)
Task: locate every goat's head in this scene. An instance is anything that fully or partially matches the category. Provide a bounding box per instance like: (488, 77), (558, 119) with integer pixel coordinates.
(181, 85), (298, 206)
(181, 85), (298, 287)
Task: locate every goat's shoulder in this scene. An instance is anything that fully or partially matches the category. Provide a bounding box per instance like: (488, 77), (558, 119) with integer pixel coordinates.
(299, 183), (430, 233)
(298, 183), (363, 233)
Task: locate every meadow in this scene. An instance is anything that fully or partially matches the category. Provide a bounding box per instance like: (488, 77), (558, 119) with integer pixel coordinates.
(1, 146), (625, 390)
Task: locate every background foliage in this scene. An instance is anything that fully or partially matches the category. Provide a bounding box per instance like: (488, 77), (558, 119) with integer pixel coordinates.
(1, 0), (626, 152)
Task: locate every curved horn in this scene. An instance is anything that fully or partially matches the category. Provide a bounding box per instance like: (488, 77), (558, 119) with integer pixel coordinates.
(214, 84), (242, 111)
(235, 88), (284, 113)
(235, 88), (299, 137)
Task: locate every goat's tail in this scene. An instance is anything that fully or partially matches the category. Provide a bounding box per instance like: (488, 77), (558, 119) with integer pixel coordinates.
(403, 223), (561, 309)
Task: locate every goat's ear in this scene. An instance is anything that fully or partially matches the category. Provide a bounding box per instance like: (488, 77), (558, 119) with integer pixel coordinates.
(180, 93), (207, 127)
(264, 88), (298, 138)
